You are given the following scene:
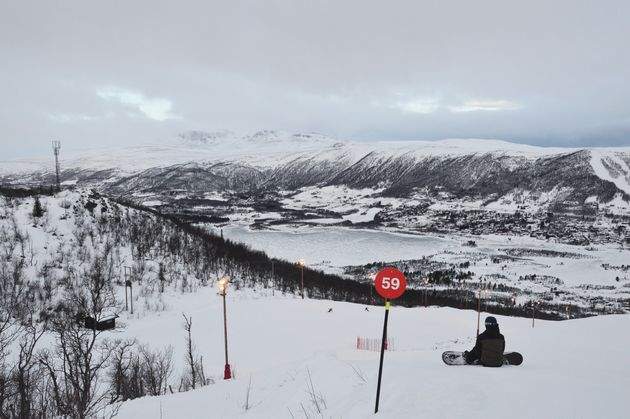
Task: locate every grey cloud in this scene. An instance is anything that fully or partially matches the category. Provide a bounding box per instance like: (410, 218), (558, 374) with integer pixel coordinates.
(1, 0), (630, 159)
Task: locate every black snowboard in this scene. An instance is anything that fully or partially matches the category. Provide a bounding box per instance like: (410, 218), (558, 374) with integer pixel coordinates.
(442, 351), (523, 366)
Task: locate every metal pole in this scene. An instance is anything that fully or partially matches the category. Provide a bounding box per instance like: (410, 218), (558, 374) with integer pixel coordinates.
(52, 141), (61, 193)
(476, 291), (481, 337)
(271, 261), (275, 297)
(130, 284), (133, 315)
(532, 302), (535, 328)
(370, 272), (375, 304)
(374, 299), (390, 414)
(222, 291), (231, 379)
(301, 266), (304, 299)
(124, 271), (128, 311)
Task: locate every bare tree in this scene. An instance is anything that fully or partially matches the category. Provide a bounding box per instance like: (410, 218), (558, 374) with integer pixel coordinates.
(40, 314), (118, 419)
(180, 314), (208, 391)
(109, 340), (173, 402)
(2, 324), (49, 419)
(109, 339), (141, 402)
(39, 254), (120, 419)
(0, 310), (20, 418)
(182, 314), (197, 390)
(139, 345), (173, 397)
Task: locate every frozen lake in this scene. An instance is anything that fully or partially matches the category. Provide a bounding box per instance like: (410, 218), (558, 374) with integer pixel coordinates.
(211, 225), (457, 267)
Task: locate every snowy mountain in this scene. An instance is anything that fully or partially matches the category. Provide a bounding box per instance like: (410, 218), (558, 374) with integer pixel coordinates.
(2, 133), (630, 215)
(178, 129), (239, 146)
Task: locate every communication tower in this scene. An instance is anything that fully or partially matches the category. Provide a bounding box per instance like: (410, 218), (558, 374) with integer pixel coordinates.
(52, 140), (61, 192)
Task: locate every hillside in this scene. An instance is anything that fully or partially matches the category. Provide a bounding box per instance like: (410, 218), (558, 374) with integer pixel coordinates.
(0, 172), (628, 419)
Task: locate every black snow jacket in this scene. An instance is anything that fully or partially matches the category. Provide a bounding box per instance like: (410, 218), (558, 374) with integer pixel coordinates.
(466, 325), (505, 367)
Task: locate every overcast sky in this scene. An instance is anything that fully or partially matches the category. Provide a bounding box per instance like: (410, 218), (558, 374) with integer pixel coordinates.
(1, 0), (630, 158)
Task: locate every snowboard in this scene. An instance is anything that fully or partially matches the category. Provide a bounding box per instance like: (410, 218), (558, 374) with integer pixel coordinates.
(442, 351), (523, 366)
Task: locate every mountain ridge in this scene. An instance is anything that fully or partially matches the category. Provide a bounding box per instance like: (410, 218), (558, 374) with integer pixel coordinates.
(2, 132), (630, 214)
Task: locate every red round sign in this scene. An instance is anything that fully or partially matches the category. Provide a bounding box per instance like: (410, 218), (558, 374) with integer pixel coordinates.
(374, 267), (407, 299)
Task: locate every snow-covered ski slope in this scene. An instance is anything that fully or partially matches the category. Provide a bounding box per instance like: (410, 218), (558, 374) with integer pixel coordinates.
(590, 149), (630, 196)
(115, 289), (630, 419)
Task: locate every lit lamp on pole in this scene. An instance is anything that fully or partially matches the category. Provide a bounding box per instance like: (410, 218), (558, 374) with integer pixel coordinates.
(532, 299), (541, 328)
(476, 289), (481, 336)
(298, 259), (305, 299)
(218, 277), (231, 379)
(369, 271), (376, 302)
(423, 279), (429, 307)
(483, 285), (488, 309)
(476, 280), (485, 337)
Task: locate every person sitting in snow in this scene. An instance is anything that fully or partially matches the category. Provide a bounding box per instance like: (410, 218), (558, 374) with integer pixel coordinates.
(464, 316), (505, 367)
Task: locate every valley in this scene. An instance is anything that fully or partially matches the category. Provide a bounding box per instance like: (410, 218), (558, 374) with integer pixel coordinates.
(2, 133), (630, 319)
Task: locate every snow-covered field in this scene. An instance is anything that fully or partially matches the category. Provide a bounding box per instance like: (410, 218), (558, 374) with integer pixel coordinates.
(114, 289), (630, 419)
(210, 223), (630, 312)
(214, 224), (455, 268)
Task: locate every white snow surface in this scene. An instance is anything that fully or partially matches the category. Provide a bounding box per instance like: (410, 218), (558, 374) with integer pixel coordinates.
(590, 149), (630, 195)
(211, 222), (630, 309)
(215, 224), (455, 267)
(6, 133), (630, 204)
(1, 133), (621, 176)
(2, 190), (629, 418)
(114, 290), (630, 419)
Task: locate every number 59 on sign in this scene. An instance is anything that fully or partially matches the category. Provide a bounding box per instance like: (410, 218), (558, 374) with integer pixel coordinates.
(374, 268), (406, 300)
(380, 276), (400, 290)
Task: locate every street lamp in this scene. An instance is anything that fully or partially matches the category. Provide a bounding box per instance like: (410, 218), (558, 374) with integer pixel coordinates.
(476, 289), (481, 336)
(476, 280), (486, 336)
(483, 285), (488, 310)
(369, 271), (376, 302)
(124, 266), (133, 314)
(218, 277), (231, 379)
(271, 260), (275, 297)
(423, 280), (429, 307)
(532, 299), (541, 328)
(475, 281), (489, 336)
(298, 259), (305, 299)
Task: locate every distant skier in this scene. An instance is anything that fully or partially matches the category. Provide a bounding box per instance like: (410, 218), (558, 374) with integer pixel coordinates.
(464, 316), (505, 367)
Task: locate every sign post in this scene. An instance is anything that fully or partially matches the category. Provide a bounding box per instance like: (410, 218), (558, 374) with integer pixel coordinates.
(373, 267), (406, 414)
